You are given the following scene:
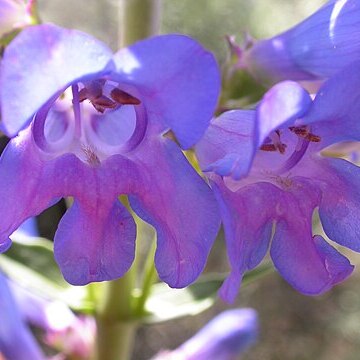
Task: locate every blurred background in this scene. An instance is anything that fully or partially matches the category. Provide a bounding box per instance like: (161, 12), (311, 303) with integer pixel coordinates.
(33, 1), (360, 359)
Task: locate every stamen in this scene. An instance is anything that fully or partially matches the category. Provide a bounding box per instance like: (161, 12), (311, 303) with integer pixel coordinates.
(91, 96), (117, 113)
(277, 137), (310, 174)
(289, 126), (321, 142)
(111, 88), (141, 105)
(260, 131), (287, 154)
(72, 84), (82, 138)
(260, 144), (277, 152)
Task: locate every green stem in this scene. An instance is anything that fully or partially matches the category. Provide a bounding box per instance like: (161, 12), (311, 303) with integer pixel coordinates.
(95, 271), (137, 360)
(94, 1), (162, 358)
(135, 238), (157, 316)
(119, 0), (163, 47)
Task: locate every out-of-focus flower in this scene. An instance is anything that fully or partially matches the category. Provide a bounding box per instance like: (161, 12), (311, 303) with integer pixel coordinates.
(152, 309), (258, 360)
(196, 62), (360, 303)
(0, 24), (221, 288)
(0, 0), (33, 39)
(244, 0), (360, 84)
(45, 316), (95, 360)
(2, 218), (95, 359)
(0, 272), (45, 360)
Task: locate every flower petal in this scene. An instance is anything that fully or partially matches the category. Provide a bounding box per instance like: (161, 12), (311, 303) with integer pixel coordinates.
(196, 110), (256, 180)
(0, 129), (56, 252)
(113, 35), (220, 149)
(315, 157), (360, 252)
(300, 61), (360, 148)
(215, 181), (276, 303)
(0, 273), (45, 360)
(245, 0), (360, 82)
(54, 199), (136, 285)
(1, 24), (114, 136)
(270, 177), (353, 294)
(129, 136), (221, 288)
(256, 81), (312, 147)
(0, 126), (142, 284)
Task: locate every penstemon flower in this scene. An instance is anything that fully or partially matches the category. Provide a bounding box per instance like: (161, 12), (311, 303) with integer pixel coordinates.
(0, 271), (45, 360)
(243, 0), (360, 83)
(152, 308), (258, 360)
(196, 62), (360, 303)
(0, 24), (221, 288)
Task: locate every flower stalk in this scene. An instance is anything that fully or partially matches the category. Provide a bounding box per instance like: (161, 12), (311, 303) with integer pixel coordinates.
(94, 3), (163, 358)
(118, 0), (162, 47)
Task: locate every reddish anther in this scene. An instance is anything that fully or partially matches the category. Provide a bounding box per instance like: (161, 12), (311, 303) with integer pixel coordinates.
(111, 88), (141, 105)
(260, 144), (277, 152)
(289, 126), (321, 142)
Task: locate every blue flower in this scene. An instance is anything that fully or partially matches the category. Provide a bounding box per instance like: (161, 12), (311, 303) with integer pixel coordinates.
(0, 24), (221, 288)
(244, 0), (360, 83)
(196, 62), (360, 302)
(0, 271), (46, 360)
(153, 308), (258, 360)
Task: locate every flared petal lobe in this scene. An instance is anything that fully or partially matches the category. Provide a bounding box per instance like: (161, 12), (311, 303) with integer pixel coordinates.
(129, 134), (221, 288)
(214, 181), (275, 303)
(1, 24), (114, 136)
(113, 34), (220, 149)
(0, 126), (142, 285)
(245, 0), (360, 83)
(315, 157), (360, 252)
(216, 176), (353, 303)
(55, 199), (136, 285)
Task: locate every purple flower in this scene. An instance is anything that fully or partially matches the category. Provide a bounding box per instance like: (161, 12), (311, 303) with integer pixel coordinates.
(244, 0), (360, 83)
(196, 62), (360, 303)
(152, 308), (258, 360)
(0, 24), (221, 288)
(0, 272), (45, 360)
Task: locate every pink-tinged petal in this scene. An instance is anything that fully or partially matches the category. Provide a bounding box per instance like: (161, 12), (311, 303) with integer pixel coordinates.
(113, 35), (220, 149)
(129, 135), (220, 288)
(256, 81), (312, 147)
(0, 125), (142, 284)
(196, 110), (256, 180)
(55, 199), (136, 285)
(1, 24), (114, 136)
(0, 273), (45, 360)
(9, 281), (75, 332)
(270, 177), (353, 294)
(215, 181), (276, 303)
(314, 157), (360, 252)
(299, 61), (360, 148)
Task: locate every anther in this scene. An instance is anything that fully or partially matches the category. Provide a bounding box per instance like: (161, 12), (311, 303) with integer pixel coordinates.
(289, 126), (321, 142)
(111, 88), (141, 105)
(260, 144), (277, 152)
